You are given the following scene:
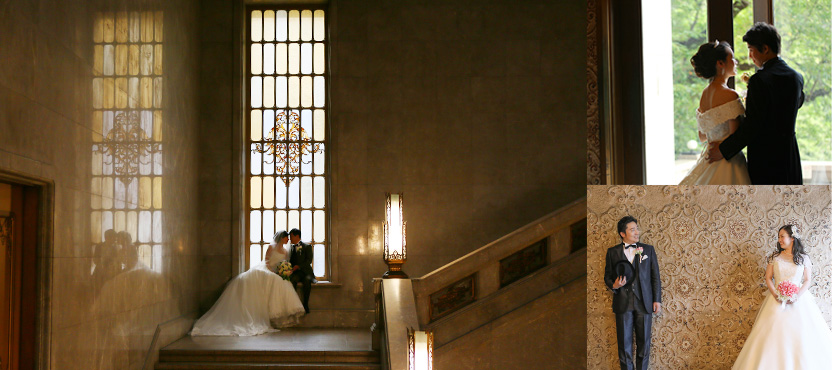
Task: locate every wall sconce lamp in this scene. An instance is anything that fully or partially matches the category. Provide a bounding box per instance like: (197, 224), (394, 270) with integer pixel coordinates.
(408, 328), (433, 370)
(383, 192), (407, 279)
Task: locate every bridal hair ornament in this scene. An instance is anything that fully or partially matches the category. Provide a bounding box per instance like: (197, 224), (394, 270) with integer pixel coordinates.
(790, 225), (801, 239)
(713, 39), (719, 48)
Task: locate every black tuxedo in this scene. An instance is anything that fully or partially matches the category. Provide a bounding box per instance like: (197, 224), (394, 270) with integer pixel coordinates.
(604, 242), (662, 370)
(289, 241), (314, 312)
(719, 57), (805, 185)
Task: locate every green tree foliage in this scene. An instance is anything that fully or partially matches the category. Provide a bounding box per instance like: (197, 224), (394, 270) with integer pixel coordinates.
(671, 0), (831, 161)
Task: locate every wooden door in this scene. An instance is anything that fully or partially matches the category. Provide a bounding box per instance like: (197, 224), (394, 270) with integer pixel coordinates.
(0, 183), (38, 370)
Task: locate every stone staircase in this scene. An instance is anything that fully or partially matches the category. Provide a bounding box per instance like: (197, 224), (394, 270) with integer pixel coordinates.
(154, 329), (380, 370)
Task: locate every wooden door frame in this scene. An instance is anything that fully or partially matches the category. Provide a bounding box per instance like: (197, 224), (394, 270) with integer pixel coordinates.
(0, 171), (53, 370)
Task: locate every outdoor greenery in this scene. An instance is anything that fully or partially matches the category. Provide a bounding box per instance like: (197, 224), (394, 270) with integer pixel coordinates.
(671, 0), (831, 162)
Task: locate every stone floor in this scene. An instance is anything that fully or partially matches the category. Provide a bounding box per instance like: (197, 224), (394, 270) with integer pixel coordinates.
(163, 328), (372, 352)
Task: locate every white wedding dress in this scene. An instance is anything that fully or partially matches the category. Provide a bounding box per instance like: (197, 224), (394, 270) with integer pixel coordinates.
(190, 246), (305, 336)
(680, 98), (751, 185)
(732, 255), (832, 369)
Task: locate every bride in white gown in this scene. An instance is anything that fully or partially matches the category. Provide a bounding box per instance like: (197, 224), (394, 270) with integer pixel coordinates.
(680, 40), (751, 185)
(190, 230), (305, 336)
(732, 225), (832, 369)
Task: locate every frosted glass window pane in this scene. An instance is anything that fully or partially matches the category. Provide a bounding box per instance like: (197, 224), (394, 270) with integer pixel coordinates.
(102, 78), (115, 108)
(262, 210), (275, 243)
(127, 178), (138, 209)
(139, 177), (151, 209)
(262, 148), (274, 175)
(301, 148), (312, 175)
(314, 144), (325, 174)
(250, 244), (262, 266)
(251, 11), (262, 42)
(128, 77), (139, 108)
(251, 176), (262, 208)
(263, 76), (275, 108)
(115, 178), (126, 209)
(276, 179), (287, 208)
(251, 44), (262, 75)
(115, 78), (128, 108)
(313, 244), (325, 277)
(263, 109), (275, 137)
(129, 45), (140, 75)
(102, 177), (114, 209)
(276, 11), (288, 41)
(104, 45), (114, 75)
(152, 211), (162, 243)
(263, 10), (275, 42)
(102, 211), (114, 238)
(288, 177), (299, 208)
(288, 77), (299, 108)
(276, 210), (287, 233)
(251, 76), (262, 108)
(154, 44), (163, 75)
(153, 77), (162, 108)
(127, 211), (138, 238)
(276, 43), (287, 74)
(141, 44), (153, 75)
(314, 76), (325, 107)
(301, 43), (312, 74)
(301, 210), (312, 238)
(263, 176), (275, 208)
(251, 144), (262, 175)
(103, 12), (114, 42)
(314, 177), (325, 208)
(91, 178), (102, 209)
(116, 12), (128, 43)
(314, 10), (325, 41)
(94, 45), (104, 76)
(263, 43), (275, 75)
(301, 10), (312, 41)
(138, 211), (152, 242)
(301, 76), (312, 107)
(313, 110), (325, 141)
(314, 43), (325, 74)
(141, 77), (153, 108)
(276, 76), (287, 108)
(94, 13), (104, 43)
(301, 109), (313, 135)
(250, 211), (262, 242)
(288, 43), (299, 74)
(93, 79), (102, 108)
(154, 11), (163, 42)
(114, 211), (126, 233)
(288, 11), (300, 41)
(91, 211), (102, 242)
(115, 45), (127, 75)
(251, 109), (262, 141)
(153, 111), (162, 140)
(92, 152), (103, 176)
(288, 210), (300, 230)
(314, 211), (325, 241)
(153, 147), (163, 175)
(301, 177), (312, 208)
(129, 12), (141, 42)
(153, 177), (162, 208)
(141, 12), (153, 42)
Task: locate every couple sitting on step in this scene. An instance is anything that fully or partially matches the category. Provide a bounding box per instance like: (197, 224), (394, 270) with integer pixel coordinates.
(190, 229), (316, 336)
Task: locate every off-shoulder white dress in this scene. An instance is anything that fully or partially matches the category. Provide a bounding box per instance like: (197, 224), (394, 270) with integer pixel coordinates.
(680, 98), (751, 185)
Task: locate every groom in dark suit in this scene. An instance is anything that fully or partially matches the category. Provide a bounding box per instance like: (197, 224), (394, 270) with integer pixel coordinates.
(289, 228), (315, 313)
(604, 216), (662, 370)
(708, 22), (805, 184)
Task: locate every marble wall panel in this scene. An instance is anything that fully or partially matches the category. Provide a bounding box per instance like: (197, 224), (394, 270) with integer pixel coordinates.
(0, 0), (202, 368)
(587, 186), (832, 369)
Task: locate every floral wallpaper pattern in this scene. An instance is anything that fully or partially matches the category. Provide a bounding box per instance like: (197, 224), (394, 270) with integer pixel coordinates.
(587, 0), (601, 185)
(587, 186), (832, 369)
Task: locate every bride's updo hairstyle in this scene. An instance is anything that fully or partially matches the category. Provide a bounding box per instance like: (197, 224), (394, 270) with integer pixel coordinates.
(273, 230), (289, 243)
(690, 40), (731, 79)
(768, 224), (807, 266)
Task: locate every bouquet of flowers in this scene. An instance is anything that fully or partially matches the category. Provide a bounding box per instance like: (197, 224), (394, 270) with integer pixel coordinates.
(777, 281), (800, 308)
(276, 261), (293, 281)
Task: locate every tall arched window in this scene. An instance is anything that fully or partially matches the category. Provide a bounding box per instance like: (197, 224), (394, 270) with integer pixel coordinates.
(246, 7), (329, 280)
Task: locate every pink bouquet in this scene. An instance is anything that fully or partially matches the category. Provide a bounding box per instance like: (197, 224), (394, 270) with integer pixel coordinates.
(777, 281), (800, 308)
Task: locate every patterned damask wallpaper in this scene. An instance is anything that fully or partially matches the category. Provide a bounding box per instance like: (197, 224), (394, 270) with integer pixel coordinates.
(586, 0), (601, 185)
(587, 186), (832, 370)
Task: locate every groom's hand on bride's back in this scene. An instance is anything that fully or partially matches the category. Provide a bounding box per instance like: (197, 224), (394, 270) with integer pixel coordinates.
(707, 141), (724, 163)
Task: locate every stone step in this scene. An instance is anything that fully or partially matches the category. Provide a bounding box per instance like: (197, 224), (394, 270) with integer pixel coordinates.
(159, 350), (380, 364)
(155, 362), (381, 370)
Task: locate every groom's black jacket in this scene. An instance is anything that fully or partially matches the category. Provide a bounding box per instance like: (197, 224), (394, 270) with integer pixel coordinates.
(604, 242), (662, 314)
(719, 57), (804, 185)
(290, 241), (314, 276)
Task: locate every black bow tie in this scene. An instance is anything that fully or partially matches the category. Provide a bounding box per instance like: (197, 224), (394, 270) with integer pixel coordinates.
(625, 244), (637, 249)
(292, 244), (299, 247)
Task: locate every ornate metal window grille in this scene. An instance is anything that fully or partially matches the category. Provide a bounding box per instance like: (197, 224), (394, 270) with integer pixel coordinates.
(91, 11), (164, 272)
(246, 7), (329, 280)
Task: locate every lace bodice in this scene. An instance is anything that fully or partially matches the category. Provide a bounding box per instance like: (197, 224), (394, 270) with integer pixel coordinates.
(772, 254), (811, 287)
(265, 245), (289, 271)
(696, 98), (744, 142)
